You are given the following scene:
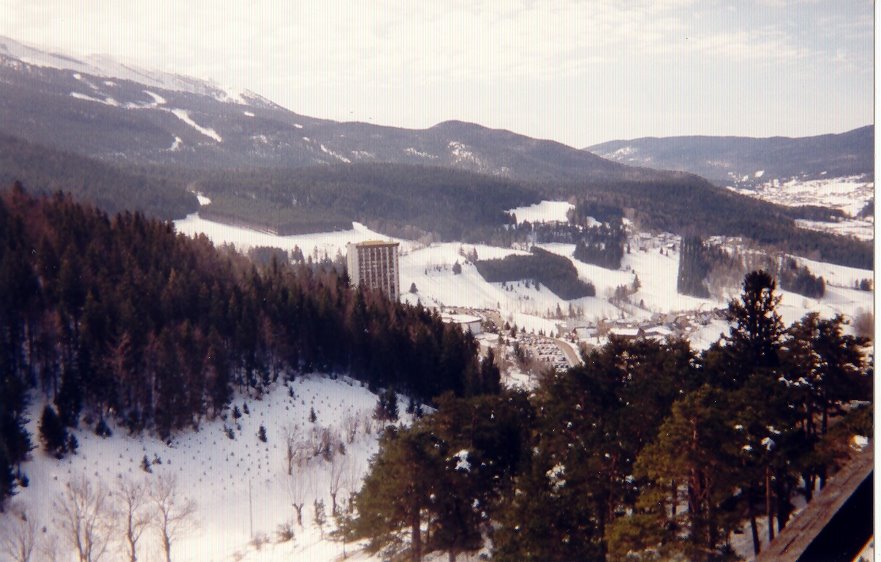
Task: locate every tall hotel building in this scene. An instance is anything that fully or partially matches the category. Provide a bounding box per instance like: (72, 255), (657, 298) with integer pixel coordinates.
(346, 241), (400, 300)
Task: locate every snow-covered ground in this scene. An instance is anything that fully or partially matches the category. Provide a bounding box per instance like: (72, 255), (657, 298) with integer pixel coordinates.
(506, 200), (573, 224)
(173, 214), (873, 349)
(9, 376), (410, 562)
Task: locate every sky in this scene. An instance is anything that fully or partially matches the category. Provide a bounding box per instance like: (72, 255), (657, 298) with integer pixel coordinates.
(0, 0), (873, 148)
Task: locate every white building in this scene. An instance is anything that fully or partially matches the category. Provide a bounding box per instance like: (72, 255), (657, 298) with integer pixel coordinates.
(441, 313), (483, 335)
(346, 240), (400, 300)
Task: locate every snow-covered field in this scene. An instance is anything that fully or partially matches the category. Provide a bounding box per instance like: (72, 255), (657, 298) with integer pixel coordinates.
(506, 200), (573, 224)
(11, 376), (407, 562)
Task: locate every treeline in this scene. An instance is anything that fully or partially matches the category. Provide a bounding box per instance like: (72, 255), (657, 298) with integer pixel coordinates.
(475, 247), (596, 300)
(0, 185), (493, 509)
(678, 236), (826, 299)
(352, 271), (872, 562)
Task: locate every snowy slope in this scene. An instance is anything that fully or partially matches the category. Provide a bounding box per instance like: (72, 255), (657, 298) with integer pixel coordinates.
(0, 35), (254, 105)
(7, 376), (411, 562)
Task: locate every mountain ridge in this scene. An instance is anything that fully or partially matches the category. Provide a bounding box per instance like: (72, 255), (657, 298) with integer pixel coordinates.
(586, 126), (874, 187)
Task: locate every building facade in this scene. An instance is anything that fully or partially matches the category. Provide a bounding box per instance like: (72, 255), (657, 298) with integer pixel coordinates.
(346, 241), (400, 300)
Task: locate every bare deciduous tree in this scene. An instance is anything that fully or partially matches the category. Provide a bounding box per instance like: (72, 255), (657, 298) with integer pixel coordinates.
(38, 533), (62, 562)
(283, 424), (299, 476)
(149, 474), (197, 562)
(341, 458), (362, 514)
(56, 477), (115, 562)
(342, 414), (359, 444)
(286, 470), (310, 527)
(0, 504), (38, 562)
(115, 478), (153, 562)
(329, 455), (346, 515)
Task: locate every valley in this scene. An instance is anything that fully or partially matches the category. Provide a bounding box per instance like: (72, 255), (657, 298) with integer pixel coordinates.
(0, 29), (873, 562)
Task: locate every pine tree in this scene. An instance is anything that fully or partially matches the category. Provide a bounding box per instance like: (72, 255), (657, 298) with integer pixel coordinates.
(726, 270), (783, 371)
(39, 404), (68, 458)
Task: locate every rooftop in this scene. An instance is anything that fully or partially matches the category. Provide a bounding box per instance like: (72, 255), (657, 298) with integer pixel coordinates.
(352, 240), (400, 248)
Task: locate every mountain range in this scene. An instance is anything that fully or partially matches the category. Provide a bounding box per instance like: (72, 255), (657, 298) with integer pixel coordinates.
(0, 35), (872, 269)
(587, 127), (874, 187)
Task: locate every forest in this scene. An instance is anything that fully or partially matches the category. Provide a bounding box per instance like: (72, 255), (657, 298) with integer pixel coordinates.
(349, 271), (872, 562)
(474, 247), (597, 300)
(0, 185), (497, 509)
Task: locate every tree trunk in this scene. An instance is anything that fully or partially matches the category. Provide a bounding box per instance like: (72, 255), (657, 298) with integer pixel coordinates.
(765, 468), (774, 542)
(802, 471), (814, 502)
(775, 469), (792, 531)
(162, 533), (172, 562)
(410, 510), (422, 562)
(670, 480), (677, 518)
(747, 487), (761, 556)
(448, 549), (456, 562)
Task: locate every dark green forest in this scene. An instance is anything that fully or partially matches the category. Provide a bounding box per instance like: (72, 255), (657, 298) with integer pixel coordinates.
(0, 186), (496, 509)
(0, 134), (198, 220)
(349, 271), (872, 562)
(474, 247), (596, 300)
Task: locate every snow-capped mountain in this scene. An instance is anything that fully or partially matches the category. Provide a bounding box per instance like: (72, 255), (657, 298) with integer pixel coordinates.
(0, 35), (671, 183)
(0, 35), (256, 105)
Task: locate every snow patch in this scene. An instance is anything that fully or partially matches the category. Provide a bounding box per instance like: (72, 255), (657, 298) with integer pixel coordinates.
(293, 123), (303, 129)
(143, 90), (166, 106)
(169, 136), (183, 151)
(70, 91), (119, 106)
(453, 449), (471, 472)
(612, 146), (636, 158)
(546, 463), (566, 491)
(243, 111), (255, 117)
(319, 144), (351, 163)
(404, 147), (437, 159)
(169, 109), (223, 142)
(754, 170), (765, 178)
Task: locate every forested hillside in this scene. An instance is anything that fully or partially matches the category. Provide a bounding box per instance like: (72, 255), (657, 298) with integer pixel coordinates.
(587, 126), (874, 186)
(0, 185), (496, 509)
(351, 271), (872, 562)
(0, 134), (197, 220)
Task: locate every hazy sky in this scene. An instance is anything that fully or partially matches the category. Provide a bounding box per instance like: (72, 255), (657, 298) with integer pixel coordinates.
(1, 0), (873, 147)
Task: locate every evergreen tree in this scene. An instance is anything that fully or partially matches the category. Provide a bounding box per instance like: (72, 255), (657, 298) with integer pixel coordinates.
(39, 404), (68, 458)
(726, 270), (783, 371)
